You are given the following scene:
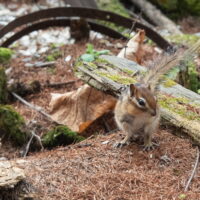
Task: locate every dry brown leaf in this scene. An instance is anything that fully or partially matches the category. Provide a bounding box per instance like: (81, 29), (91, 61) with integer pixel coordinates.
(49, 85), (116, 133)
(117, 29), (145, 64)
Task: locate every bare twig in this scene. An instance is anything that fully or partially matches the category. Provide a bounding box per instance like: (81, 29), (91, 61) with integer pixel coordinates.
(130, 0), (182, 34)
(23, 120), (44, 157)
(124, 21), (136, 58)
(25, 61), (55, 68)
(11, 92), (58, 124)
(31, 130), (44, 150)
(184, 147), (200, 191)
(23, 131), (34, 157)
(45, 80), (77, 88)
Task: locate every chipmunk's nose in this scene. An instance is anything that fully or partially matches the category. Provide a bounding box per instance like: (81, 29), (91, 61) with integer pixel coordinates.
(151, 110), (157, 116)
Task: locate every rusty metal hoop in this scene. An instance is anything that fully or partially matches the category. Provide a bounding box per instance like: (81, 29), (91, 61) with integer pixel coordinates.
(0, 7), (172, 50)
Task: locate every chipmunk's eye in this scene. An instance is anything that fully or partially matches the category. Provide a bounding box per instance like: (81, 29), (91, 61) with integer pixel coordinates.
(137, 98), (146, 106)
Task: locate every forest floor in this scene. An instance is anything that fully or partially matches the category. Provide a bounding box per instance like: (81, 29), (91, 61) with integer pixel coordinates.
(0, 1), (200, 200)
(14, 130), (200, 200)
(3, 37), (199, 200)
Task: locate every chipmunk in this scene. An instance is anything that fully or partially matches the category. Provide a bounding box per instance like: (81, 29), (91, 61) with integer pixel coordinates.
(114, 40), (200, 150)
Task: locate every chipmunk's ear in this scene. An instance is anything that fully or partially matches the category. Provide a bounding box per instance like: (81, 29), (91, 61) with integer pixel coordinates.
(130, 84), (137, 97)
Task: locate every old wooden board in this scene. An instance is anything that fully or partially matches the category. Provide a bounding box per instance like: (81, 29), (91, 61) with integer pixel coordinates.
(75, 55), (200, 145)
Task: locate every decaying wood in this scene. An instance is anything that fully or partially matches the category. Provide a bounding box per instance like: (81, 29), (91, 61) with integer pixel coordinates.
(0, 160), (25, 187)
(130, 0), (182, 34)
(75, 55), (200, 145)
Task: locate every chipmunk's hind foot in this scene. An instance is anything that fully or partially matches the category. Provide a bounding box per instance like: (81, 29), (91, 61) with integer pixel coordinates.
(113, 140), (130, 148)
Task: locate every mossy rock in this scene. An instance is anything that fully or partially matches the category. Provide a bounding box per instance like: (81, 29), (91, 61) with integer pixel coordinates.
(0, 67), (8, 104)
(42, 125), (85, 148)
(0, 48), (13, 64)
(0, 105), (28, 145)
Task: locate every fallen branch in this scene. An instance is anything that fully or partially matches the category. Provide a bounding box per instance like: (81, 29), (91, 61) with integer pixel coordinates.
(45, 80), (77, 88)
(130, 0), (182, 34)
(25, 61), (55, 68)
(22, 131), (34, 157)
(22, 129), (44, 157)
(11, 92), (57, 123)
(184, 147), (200, 191)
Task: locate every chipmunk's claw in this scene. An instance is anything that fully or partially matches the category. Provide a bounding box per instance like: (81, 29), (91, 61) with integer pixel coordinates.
(143, 142), (159, 151)
(113, 141), (129, 148)
(143, 144), (154, 151)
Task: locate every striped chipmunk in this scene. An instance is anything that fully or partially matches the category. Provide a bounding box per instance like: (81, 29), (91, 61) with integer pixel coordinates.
(114, 40), (200, 150)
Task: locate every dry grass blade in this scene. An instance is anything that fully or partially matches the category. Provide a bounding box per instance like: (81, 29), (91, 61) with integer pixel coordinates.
(143, 39), (200, 90)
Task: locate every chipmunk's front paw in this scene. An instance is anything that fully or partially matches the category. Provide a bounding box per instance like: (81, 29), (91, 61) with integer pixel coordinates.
(143, 142), (159, 151)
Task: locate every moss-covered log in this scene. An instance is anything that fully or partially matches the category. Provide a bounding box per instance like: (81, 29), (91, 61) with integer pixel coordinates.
(75, 55), (200, 145)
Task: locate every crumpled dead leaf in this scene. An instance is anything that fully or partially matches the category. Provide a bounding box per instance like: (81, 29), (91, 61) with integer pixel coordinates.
(49, 85), (116, 133)
(117, 29), (145, 64)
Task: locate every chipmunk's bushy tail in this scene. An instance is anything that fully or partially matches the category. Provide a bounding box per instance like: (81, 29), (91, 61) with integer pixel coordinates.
(142, 40), (200, 90)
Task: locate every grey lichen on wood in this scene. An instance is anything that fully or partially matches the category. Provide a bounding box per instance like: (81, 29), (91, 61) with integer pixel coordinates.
(75, 55), (200, 145)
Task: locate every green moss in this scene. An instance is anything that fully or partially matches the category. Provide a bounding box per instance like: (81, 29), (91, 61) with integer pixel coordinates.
(0, 105), (28, 145)
(95, 58), (112, 65)
(0, 67), (8, 103)
(186, 60), (200, 93)
(166, 34), (200, 46)
(46, 50), (62, 61)
(178, 194), (187, 200)
(42, 125), (85, 148)
(163, 78), (177, 88)
(46, 55), (54, 62)
(122, 68), (135, 76)
(87, 62), (98, 69)
(98, 72), (136, 84)
(0, 48), (12, 64)
(158, 95), (200, 121)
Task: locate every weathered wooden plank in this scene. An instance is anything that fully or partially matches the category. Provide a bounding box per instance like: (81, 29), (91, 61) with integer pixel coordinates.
(101, 55), (200, 103)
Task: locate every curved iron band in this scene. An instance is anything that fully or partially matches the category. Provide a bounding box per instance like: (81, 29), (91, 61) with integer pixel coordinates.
(1, 19), (127, 47)
(0, 7), (172, 51)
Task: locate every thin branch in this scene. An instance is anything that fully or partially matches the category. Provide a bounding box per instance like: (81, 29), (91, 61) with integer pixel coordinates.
(23, 131), (34, 157)
(11, 92), (58, 124)
(45, 80), (77, 88)
(31, 130), (44, 150)
(124, 20), (137, 58)
(184, 147), (200, 191)
(25, 61), (55, 68)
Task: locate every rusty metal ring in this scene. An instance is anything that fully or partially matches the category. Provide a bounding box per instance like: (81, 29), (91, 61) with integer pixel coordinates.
(1, 19), (127, 47)
(0, 7), (172, 51)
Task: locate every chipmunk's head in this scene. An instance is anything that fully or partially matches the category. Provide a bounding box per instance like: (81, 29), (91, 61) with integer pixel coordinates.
(129, 83), (157, 116)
